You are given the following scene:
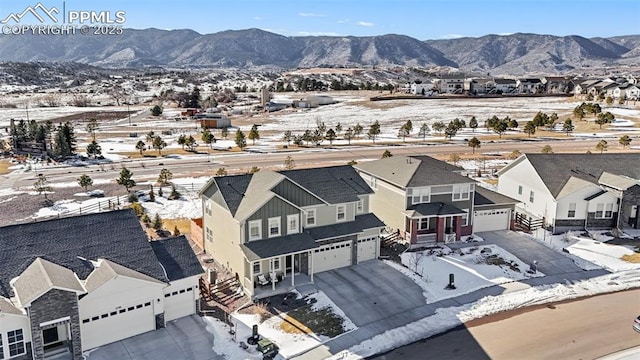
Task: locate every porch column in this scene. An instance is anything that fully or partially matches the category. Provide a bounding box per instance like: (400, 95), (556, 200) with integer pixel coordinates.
(291, 254), (295, 287)
(309, 251), (314, 283)
(436, 217), (445, 242)
(455, 215), (462, 241)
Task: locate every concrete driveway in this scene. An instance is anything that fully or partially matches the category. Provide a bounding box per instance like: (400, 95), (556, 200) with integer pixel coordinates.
(314, 260), (426, 328)
(477, 230), (589, 275)
(86, 315), (222, 360)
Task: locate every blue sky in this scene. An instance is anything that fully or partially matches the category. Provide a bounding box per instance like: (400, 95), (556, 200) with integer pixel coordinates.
(2, 0), (639, 39)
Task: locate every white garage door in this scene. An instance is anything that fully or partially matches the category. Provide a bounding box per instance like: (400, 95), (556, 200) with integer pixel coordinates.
(81, 301), (155, 350)
(313, 240), (352, 273)
(357, 236), (377, 263)
(474, 209), (511, 232)
(164, 286), (197, 322)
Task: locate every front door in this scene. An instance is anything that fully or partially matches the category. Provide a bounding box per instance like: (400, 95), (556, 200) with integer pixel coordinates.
(43, 327), (59, 347)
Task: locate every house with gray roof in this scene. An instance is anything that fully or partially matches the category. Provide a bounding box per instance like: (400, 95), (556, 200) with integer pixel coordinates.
(199, 165), (385, 298)
(0, 210), (203, 359)
(497, 153), (640, 233)
(355, 156), (518, 248)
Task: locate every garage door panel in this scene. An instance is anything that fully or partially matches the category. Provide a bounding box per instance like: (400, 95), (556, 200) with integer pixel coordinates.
(164, 288), (196, 321)
(474, 209), (510, 232)
(81, 302), (155, 350)
(357, 237), (377, 263)
(314, 241), (352, 273)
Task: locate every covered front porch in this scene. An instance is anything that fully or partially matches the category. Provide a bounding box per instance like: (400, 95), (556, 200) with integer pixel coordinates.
(404, 202), (468, 247)
(240, 233), (319, 298)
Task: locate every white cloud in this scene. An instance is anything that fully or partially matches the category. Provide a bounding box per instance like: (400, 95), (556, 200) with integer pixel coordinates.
(253, 16), (261, 20)
(299, 12), (326, 17)
(357, 21), (374, 27)
(440, 33), (465, 39)
(498, 32), (514, 36)
(337, 19), (350, 24)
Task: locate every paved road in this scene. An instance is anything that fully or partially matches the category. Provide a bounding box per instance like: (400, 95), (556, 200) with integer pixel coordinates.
(372, 289), (640, 360)
(2, 137), (620, 188)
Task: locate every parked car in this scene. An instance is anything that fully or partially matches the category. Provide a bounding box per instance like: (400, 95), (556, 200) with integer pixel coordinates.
(633, 315), (640, 333)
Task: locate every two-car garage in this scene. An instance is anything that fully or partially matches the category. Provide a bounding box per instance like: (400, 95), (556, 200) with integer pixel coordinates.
(313, 236), (379, 273)
(473, 209), (512, 232)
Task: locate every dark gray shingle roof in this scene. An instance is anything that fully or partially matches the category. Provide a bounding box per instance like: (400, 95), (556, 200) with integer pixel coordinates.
(240, 233), (318, 261)
(306, 213), (385, 240)
(474, 187), (519, 206)
(280, 165), (373, 204)
(525, 154), (640, 198)
(408, 202), (466, 217)
(150, 236), (204, 281)
(584, 190), (607, 201)
(215, 174), (253, 216)
(0, 209), (167, 298)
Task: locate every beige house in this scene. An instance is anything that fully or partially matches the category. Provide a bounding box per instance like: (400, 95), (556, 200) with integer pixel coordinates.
(199, 165), (385, 298)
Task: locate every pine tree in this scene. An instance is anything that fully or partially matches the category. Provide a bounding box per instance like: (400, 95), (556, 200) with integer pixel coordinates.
(284, 155), (295, 170)
(325, 128), (337, 145)
(469, 116), (478, 132)
(235, 130), (247, 149)
(34, 174), (52, 200)
(136, 140), (146, 156)
(248, 124), (260, 145)
(152, 136), (167, 156)
(418, 123), (430, 140)
(153, 213), (162, 230)
(367, 120), (381, 143)
(619, 135), (632, 149)
(149, 185), (156, 202)
(157, 168), (173, 186)
(468, 137), (481, 153)
(77, 174), (93, 191)
(116, 167), (136, 192)
(381, 150), (392, 158)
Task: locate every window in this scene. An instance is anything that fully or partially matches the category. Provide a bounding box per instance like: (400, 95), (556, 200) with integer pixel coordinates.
(453, 184), (470, 201)
(8, 329), (25, 357)
(418, 218), (429, 230)
(411, 188), (431, 204)
(568, 203), (576, 218)
(337, 205), (346, 221)
(204, 200), (212, 216)
(356, 200), (363, 213)
(596, 203), (614, 219)
(369, 176), (377, 189)
(253, 262), (261, 274)
(249, 220), (262, 241)
(306, 209), (316, 226)
(461, 209), (469, 226)
(287, 214), (299, 234)
(270, 258), (281, 272)
(529, 191), (535, 203)
(518, 185), (523, 195)
(605, 203), (614, 218)
(268, 217), (281, 237)
(205, 227), (213, 243)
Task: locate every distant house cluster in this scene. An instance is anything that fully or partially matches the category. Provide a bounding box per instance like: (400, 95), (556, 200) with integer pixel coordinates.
(405, 73), (639, 98)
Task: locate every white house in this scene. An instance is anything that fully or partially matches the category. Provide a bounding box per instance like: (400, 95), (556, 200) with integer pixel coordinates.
(497, 154), (640, 233)
(410, 82), (435, 95)
(0, 210), (204, 360)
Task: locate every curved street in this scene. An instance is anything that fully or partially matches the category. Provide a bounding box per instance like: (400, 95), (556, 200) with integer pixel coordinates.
(372, 289), (640, 360)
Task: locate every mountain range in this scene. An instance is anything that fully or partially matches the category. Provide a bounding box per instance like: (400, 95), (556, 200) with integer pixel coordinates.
(0, 28), (638, 75)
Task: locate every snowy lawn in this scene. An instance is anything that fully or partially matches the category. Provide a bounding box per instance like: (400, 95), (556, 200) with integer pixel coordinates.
(565, 238), (640, 272)
(231, 291), (356, 359)
(396, 244), (543, 303)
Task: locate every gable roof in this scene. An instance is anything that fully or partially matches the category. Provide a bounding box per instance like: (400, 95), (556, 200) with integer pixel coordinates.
(355, 155), (473, 188)
(518, 154), (640, 198)
(406, 202), (467, 218)
(0, 297), (23, 316)
(280, 165), (372, 204)
(474, 187), (519, 206)
(84, 259), (165, 293)
(206, 166), (373, 222)
(13, 258), (86, 307)
(0, 209), (168, 298)
(150, 236), (204, 281)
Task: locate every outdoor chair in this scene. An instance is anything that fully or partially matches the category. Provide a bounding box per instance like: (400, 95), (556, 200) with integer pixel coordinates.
(257, 274), (269, 286)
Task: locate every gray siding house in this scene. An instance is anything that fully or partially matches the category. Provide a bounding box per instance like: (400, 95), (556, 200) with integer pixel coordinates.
(199, 165), (385, 298)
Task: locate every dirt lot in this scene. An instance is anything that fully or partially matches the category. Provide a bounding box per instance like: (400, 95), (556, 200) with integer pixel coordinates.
(0, 182), (138, 227)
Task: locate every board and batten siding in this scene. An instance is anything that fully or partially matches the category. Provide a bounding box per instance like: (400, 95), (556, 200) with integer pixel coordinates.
(245, 197), (300, 240)
(271, 179), (324, 207)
